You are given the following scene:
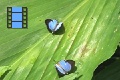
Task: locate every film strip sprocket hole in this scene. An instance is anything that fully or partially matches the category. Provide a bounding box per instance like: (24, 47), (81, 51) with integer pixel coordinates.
(7, 7), (28, 28)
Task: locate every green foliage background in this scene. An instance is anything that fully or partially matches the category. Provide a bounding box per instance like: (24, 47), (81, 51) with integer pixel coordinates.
(0, 0), (120, 80)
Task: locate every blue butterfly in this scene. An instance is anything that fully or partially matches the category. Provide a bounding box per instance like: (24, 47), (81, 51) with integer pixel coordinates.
(55, 60), (71, 74)
(45, 19), (63, 33)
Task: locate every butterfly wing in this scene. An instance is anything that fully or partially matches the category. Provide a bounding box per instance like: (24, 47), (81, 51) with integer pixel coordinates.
(54, 22), (63, 31)
(59, 60), (71, 73)
(64, 62), (71, 72)
(48, 20), (57, 31)
(55, 64), (66, 74)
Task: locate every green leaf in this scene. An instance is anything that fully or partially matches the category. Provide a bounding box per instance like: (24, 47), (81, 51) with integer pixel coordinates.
(0, 0), (120, 80)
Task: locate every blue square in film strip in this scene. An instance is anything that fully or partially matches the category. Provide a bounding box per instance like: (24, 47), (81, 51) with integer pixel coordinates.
(7, 7), (28, 28)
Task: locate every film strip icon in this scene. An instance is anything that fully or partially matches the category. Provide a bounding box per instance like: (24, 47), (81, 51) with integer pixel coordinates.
(7, 7), (28, 28)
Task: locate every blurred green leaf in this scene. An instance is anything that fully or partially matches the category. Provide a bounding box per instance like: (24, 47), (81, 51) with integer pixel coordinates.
(0, 0), (120, 80)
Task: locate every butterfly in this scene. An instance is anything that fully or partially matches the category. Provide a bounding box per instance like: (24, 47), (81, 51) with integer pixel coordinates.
(55, 60), (72, 74)
(45, 19), (63, 33)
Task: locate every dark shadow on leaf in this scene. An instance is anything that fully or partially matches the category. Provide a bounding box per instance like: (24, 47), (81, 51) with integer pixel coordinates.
(0, 69), (11, 80)
(93, 45), (120, 76)
(73, 75), (83, 80)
